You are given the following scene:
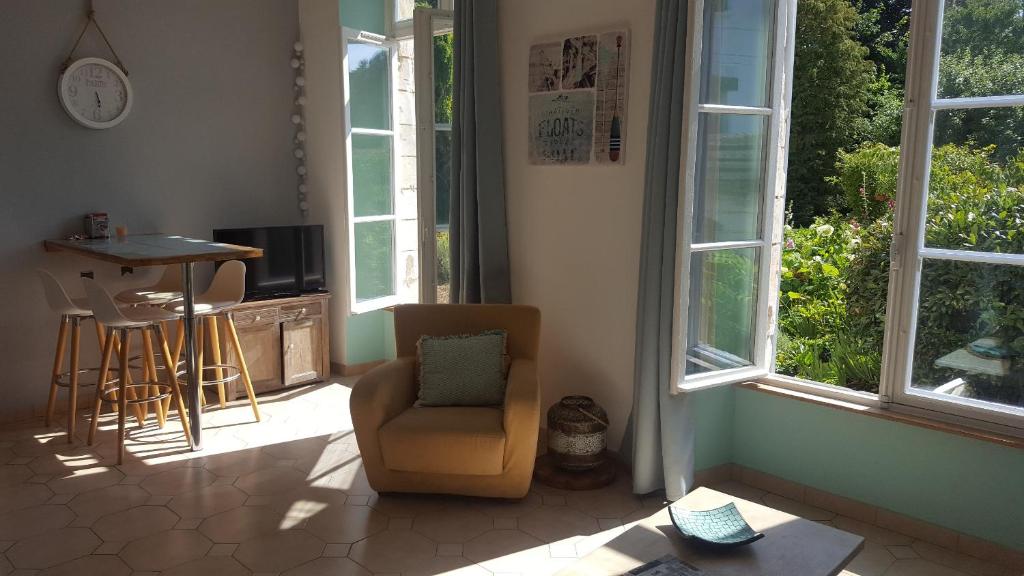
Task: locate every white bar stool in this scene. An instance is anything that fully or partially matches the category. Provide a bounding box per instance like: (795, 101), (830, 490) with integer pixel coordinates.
(116, 265), (183, 305)
(83, 278), (192, 463)
(167, 260), (261, 421)
(37, 270), (117, 442)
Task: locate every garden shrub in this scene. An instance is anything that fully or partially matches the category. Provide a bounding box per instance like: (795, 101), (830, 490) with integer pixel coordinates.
(780, 142), (1024, 403)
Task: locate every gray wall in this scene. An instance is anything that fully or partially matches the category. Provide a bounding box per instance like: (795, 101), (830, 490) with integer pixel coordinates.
(0, 0), (301, 422)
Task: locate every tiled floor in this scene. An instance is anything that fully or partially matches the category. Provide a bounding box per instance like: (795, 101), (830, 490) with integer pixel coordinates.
(0, 379), (1018, 576)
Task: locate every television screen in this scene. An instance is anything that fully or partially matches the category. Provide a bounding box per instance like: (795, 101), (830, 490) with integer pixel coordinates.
(212, 225), (326, 300)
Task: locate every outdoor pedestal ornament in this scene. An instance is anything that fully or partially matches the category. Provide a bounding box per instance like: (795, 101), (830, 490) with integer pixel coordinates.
(547, 395), (609, 470)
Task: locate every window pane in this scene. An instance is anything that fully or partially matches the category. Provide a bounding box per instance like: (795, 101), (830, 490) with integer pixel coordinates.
(352, 134), (393, 217)
(434, 130), (452, 227)
(395, 0), (438, 22)
(434, 32), (454, 125)
(355, 221), (395, 302)
(925, 108), (1024, 253)
(911, 259), (1023, 411)
(348, 42), (390, 130)
(937, 0), (1024, 99)
(700, 0), (774, 107)
(693, 114), (767, 243)
(685, 248), (759, 375)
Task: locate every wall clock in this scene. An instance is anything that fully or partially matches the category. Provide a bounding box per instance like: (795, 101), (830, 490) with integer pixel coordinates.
(58, 57), (133, 129)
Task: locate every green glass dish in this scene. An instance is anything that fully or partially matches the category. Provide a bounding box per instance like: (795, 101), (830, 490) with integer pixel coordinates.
(668, 502), (765, 548)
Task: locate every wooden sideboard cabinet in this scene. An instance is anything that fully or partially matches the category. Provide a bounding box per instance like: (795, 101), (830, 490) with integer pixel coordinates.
(221, 292), (330, 398)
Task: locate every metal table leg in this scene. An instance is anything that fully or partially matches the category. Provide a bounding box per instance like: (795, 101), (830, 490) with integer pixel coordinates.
(182, 262), (202, 450)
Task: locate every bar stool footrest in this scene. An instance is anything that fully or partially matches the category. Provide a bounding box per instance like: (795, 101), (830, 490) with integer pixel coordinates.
(100, 383), (173, 404)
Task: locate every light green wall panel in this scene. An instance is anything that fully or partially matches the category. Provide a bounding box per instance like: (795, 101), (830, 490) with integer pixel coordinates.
(384, 309), (397, 360)
(693, 385), (735, 471)
(339, 0), (386, 35)
(732, 387), (1024, 551)
(345, 309), (389, 364)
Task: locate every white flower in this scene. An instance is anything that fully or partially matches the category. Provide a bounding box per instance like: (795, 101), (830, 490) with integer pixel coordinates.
(815, 224), (835, 237)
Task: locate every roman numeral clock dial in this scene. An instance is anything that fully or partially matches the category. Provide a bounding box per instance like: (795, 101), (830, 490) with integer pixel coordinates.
(59, 57), (133, 129)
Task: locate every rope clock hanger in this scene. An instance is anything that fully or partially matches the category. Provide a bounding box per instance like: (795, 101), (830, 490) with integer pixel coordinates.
(58, 1), (133, 130)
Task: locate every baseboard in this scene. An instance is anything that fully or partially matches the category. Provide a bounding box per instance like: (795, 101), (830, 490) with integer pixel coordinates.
(728, 463), (1024, 570)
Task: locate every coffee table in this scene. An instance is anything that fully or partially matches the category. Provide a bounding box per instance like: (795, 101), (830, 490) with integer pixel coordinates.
(555, 486), (863, 576)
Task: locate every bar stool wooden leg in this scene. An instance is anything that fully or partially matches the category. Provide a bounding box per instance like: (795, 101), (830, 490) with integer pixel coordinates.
(67, 317), (82, 443)
(94, 321), (119, 416)
(197, 321), (206, 408)
(116, 329), (131, 464)
(155, 324), (192, 447)
(141, 329), (167, 428)
(225, 314), (260, 422)
(88, 327), (116, 446)
(208, 316), (226, 408)
(46, 316), (69, 428)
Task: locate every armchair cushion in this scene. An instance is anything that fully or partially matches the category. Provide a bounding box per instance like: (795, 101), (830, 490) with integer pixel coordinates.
(378, 406), (506, 476)
(416, 330), (508, 407)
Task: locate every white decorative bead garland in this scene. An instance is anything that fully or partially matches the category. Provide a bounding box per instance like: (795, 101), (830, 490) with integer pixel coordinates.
(292, 40), (308, 217)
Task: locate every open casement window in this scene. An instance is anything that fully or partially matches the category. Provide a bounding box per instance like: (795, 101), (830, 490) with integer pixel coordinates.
(342, 29), (402, 313)
(392, 0), (453, 38)
(413, 7), (454, 303)
(883, 1), (1024, 428)
(671, 0), (796, 393)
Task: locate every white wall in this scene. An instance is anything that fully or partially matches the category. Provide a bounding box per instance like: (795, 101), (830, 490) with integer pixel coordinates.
(500, 0), (656, 449)
(0, 0), (301, 422)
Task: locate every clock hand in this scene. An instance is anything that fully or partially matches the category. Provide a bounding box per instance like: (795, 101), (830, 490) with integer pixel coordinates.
(95, 91), (101, 108)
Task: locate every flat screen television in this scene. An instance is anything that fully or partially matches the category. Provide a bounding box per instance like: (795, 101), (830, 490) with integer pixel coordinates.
(212, 225), (327, 301)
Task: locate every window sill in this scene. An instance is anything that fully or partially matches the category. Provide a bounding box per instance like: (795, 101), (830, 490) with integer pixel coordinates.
(740, 380), (1024, 450)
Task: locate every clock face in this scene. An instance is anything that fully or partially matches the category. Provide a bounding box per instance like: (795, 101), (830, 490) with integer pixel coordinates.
(59, 58), (133, 129)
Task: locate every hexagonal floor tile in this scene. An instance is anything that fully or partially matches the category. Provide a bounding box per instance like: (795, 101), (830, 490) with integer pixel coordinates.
(235, 466), (306, 496)
(464, 529), (549, 574)
(883, 558), (971, 576)
(160, 555), (251, 576)
(6, 527), (100, 569)
(199, 450), (278, 477)
(67, 484), (150, 518)
(141, 467), (217, 496)
(471, 491), (543, 518)
(168, 484), (248, 518)
(304, 504), (389, 543)
(0, 464), (33, 487)
(349, 529), (438, 573)
(0, 482), (53, 515)
(118, 529), (212, 571)
(413, 508), (494, 543)
(37, 554), (130, 576)
(0, 504), (74, 540)
(283, 557), (372, 576)
(564, 487), (642, 519)
(262, 436), (329, 462)
(92, 506), (179, 542)
(46, 467), (124, 494)
(517, 506), (600, 543)
(234, 530), (325, 573)
(368, 493), (451, 518)
(198, 504), (291, 543)
(28, 449), (107, 476)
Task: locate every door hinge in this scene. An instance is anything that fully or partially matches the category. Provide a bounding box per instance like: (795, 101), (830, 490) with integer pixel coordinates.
(890, 232), (905, 271)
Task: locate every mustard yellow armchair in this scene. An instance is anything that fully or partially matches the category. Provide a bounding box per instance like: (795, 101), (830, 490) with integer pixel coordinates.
(350, 304), (541, 498)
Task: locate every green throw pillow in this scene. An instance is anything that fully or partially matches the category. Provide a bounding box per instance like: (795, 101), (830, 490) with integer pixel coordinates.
(416, 330), (508, 407)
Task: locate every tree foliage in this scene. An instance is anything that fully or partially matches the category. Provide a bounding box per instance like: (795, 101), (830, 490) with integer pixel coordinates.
(787, 0), (875, 224)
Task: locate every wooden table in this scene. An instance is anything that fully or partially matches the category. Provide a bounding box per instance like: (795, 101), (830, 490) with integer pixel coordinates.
(555, 487), (863, 576)
(44, 234), (263, 450)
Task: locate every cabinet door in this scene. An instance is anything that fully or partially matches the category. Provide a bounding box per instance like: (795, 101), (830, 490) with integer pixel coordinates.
(226, 322), (282, 397)
(283, 317), (324, 386)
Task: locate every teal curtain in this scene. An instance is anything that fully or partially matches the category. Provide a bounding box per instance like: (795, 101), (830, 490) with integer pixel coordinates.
(450, 0), (511, 303)
(622, 0), (694, 500)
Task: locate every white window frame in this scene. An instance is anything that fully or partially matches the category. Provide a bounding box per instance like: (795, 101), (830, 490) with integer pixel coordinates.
(413, 8), (454, 303)
(880, 1), (1024, 430)
(671, 0), (797, 393)
(342, 27), (402, 314)
(392, 0), (454, 39)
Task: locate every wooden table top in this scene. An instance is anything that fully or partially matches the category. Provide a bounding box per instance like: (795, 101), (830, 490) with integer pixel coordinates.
(555, 487), (864, 576)
(44, 234), (263, 266)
